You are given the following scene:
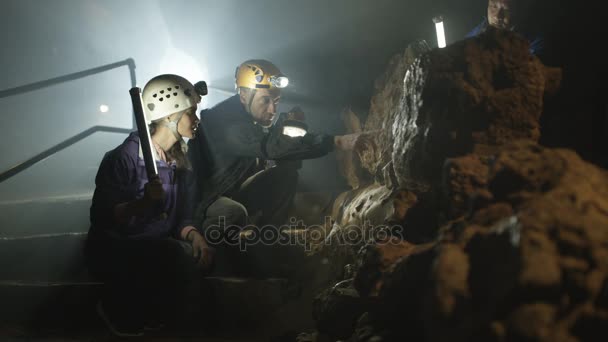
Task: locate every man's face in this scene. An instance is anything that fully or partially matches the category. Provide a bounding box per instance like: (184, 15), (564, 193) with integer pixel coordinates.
(488, 0), (512, 29)
(243, 88), (281, 127)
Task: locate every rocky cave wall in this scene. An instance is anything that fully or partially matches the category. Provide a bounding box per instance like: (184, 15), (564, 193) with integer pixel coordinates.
(307, 27), (608, 342)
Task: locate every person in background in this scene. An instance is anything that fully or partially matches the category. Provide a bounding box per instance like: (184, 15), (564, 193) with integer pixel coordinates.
(467, 0), (544, 56)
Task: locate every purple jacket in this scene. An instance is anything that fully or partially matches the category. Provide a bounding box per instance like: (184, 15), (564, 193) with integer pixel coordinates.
(89, 132), (196, 240)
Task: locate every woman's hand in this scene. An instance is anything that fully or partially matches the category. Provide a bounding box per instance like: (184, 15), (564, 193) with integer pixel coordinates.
(113, 177), (165, 223)
(143, 176), (165, 204)
(186, 229), (214, 269)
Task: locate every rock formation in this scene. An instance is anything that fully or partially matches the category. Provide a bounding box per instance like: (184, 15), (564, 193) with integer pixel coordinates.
(306, 27), (608, 342)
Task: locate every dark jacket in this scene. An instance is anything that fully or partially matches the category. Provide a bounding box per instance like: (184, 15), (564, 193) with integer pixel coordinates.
(466, 18), (544, 56)
(89, 132), (196, 240)
(188, 95), (334, 214)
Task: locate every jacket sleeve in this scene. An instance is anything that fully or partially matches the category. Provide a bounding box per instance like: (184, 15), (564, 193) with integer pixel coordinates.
(265, 129), (335, 160)
(214, 118), (335, 160)
(173, 168), (201, 240)
(90, 149), (138, 228)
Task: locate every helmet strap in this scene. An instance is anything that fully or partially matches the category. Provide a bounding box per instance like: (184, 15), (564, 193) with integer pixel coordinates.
(247, 89), (257, 114)
(159, 111), (185, 142)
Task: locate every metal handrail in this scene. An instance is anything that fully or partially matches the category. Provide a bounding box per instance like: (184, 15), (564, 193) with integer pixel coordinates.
(0, 58), (136, 99)
(0, 59), (137, 183)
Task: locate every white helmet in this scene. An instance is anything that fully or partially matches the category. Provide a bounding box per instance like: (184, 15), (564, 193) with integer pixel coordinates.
(142, 74), (199, 123)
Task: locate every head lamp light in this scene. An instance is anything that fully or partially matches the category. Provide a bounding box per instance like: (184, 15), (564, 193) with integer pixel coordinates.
(270, 75), (289, 88)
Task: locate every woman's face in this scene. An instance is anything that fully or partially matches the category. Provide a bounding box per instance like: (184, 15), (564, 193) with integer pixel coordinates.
(175, 107), (200, 139)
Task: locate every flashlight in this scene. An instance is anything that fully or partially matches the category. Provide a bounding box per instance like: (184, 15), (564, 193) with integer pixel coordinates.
(270, 75), (289, 88)
(282, 119), (308, 137)
(433, 16), (447, 48)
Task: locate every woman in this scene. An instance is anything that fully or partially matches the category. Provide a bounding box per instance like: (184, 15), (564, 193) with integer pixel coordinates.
(85, 74), (212, 337)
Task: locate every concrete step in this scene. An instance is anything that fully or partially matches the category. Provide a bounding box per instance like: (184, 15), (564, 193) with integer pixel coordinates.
(0, 190), (334, 239)
(0, 231), (328, 338)
(0, 280), (102, 327)
(0, 195), (91, 237)
(0, 276), (305, 339)
(0, 230), (317, 282)
(0, 191), (334, 282)
(0, 191), (337, 339)
(0, 233), (89, 281)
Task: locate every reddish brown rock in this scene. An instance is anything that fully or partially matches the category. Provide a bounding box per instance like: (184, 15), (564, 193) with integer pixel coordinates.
(442, 154), (492, 219)
(340, 28), (558, 192)
(312, 28), (596, 342)
(336, 108), (374, 189)
(371, 141), (608, 341)
(336, 29), (562, 243)
(505, 303), (557, 341)
(392, 28), (560, 191)
(353, 238), (432, 297)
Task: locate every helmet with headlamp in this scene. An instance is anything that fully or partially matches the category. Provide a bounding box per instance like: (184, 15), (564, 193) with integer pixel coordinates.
(142, 74), (202, 123)
(142, 74), (206, 140)
(235, 59), (289, 90)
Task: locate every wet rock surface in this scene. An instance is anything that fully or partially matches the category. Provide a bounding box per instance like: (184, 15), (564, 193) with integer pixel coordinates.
(308, 28), (608, 341)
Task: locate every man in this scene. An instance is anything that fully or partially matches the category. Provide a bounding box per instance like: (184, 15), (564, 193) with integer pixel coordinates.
(188, 59), (361, 237)
(466, 0), (544, 56)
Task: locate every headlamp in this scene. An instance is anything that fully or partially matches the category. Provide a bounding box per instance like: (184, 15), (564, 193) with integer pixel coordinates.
(194, 80), (208, 96)
(282, 119), (307, 137)
(270, 75), (289, 88)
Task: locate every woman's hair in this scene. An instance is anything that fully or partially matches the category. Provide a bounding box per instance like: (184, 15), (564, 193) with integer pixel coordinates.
(148, 114), (192, 170)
